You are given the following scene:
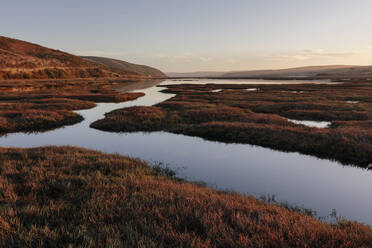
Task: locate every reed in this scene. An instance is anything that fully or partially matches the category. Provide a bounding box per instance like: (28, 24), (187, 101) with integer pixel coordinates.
(91, 81), (372, 167)
(0, 146), (370, 247)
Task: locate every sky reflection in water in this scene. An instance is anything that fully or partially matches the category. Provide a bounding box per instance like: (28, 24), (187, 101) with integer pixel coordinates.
(0, 79), (371, 226)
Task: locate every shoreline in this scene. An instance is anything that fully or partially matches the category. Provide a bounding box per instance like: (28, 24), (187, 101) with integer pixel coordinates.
(91, 81), (372, 168)
(0, 145), (370, 247)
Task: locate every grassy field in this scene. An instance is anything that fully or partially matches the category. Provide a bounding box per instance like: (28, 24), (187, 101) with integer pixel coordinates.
(0, 79), (143, 134)
(0, 36), (166, 80)
(91, 80), (372, 167)
(0, 146), (370, 247)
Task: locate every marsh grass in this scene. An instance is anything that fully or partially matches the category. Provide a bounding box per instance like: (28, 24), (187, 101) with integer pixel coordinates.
(0, 146), (371, 247)
(91, 81), (372, 167)
(0, 80), (143, 134)
(150, 161), (182, 181)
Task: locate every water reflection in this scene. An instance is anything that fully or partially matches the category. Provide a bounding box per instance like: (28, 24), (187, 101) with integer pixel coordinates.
(164, 78), (341, 85)
(113, 79), (164, 93)
(287, 119), (331, 128)
(0, 79), (371, 226)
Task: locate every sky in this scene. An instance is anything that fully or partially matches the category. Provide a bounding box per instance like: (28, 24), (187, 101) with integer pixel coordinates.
(1, 0), (372, 72)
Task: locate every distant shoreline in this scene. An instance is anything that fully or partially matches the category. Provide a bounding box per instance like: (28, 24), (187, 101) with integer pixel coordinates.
(167, 76), (372, 82)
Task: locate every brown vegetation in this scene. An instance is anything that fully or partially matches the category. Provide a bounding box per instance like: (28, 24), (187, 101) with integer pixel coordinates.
(82, 56), (166, 78)
(0, 79), (143, 134)
(219, 65), (372, 79)
(0, 146), (370, 247)
(91, 81), (372, 167)
(0, 36), (165, 79)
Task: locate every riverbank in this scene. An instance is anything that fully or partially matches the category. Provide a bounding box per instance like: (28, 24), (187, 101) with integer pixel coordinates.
(0, 146), (370, 247)
(91, 80), (372, 167)
(0, 79), (143, 134)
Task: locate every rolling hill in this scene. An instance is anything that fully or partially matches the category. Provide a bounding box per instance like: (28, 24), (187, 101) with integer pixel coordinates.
(166, 71), (225, 78)
(0, 36), (165, 80)
(82, 56), (165, 78)
(167, 65), (372, 79)
(220, 65), (372, 79)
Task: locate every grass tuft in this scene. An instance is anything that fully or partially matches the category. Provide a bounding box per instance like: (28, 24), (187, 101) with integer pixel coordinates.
(0, 146), (371, 247)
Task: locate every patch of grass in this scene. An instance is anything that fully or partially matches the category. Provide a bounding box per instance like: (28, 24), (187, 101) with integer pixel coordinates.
(151, 162), (179, 179)
(0, 146), (370, 247)
(0, 79), (144, 135)
(91, 81), (372, 167)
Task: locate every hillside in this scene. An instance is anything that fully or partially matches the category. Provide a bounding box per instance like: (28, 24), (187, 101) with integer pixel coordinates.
(0, 36), (165, 80)
(166, 71), (225, 78)
(82, 56), (166, 78)
(168, 65), (372, 79)
(220, 65), (372, 79)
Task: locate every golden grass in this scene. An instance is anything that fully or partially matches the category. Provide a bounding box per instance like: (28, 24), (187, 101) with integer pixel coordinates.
(0, 35), (165, 80)
(0, 79), (143, 134)
(91, 81), (372, 167)
(0, 146), (370, 247)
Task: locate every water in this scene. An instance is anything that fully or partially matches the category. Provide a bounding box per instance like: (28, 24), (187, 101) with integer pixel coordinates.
(287, 119), (331, 128)
(0, 79), (371, 226)
(165, 78), (340, 85)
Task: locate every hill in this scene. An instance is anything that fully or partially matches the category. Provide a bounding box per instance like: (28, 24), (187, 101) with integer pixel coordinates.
(168, 65), (372, 79)
(82, 56), (165, 78)
(220, 65), (372, 79)
(0, 36), (165, 80)
(166, 71), (225, 78)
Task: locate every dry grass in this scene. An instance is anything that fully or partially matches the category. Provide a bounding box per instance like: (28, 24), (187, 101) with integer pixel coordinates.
(91, 81), (372, 167)
(0, 79), (143, 134)
(0, 35), (165, 80)
(0, 146), (370, 247)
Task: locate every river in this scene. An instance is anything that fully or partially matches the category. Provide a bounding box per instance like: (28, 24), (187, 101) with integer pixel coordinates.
(0, 79), (371, 226)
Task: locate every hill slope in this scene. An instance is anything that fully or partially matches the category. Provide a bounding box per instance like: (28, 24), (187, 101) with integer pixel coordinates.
(168, 65), (372, 79)
(0, 36), (165, 80)
(82, 56), (165, 78)
(221, 65), (372, 79)
(166, 71), (225, 78)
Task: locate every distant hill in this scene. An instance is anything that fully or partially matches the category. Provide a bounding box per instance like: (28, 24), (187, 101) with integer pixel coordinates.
(168, 65), (372, 79)
(166, 71), (225, 78)
(82, 56), (165, 78)
(220, 65), (372, 79)
(0, 36), (165, 80)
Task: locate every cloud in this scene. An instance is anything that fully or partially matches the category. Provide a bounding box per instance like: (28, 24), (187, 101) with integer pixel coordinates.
(267, 48), (359, 62)
(302, 49), (356, 57)
(199, 57), (212, 62)
(154, 53), (213, 63)
(270, 55), (310, 62)
(74, 50), (127, 57)
(226, 58), (239, 64)
(302, 49), (325, 55)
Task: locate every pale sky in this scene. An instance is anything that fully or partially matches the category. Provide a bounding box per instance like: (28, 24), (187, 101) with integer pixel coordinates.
(1, 0), (372, 72)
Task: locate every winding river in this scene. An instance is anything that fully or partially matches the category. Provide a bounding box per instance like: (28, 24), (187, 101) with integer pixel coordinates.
(0, 79), (371, 226)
